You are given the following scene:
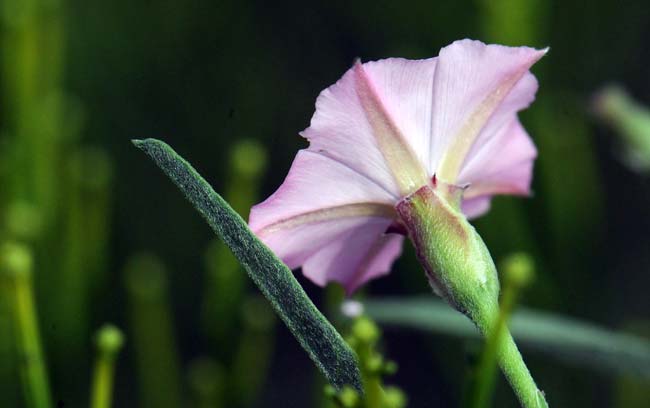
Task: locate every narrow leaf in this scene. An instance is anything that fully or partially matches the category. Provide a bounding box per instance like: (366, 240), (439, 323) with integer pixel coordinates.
(133, 138), (362, 391)
(363, 297), (650, 379)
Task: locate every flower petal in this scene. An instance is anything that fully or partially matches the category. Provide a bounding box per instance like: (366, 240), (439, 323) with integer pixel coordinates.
(258, 215), (395, 271)
(461, 196), (492, 219)
(301, 58), (437, 196)
(250, 150), (396, 230)
(431, 39), (546, 182)
(459, 118), (537, 199)
(249, 150), (399, 280)
(302, 220), (404, 294)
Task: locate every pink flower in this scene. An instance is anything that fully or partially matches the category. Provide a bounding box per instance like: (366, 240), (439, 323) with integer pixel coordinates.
(250, 39), (546, 294)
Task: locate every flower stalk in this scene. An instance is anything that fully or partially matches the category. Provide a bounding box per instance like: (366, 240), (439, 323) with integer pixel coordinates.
(0, 242), (52, 408)
(471, 253), (536, 408)
(395, 184), (547, 408)
(90, 324), (125, 408)
(124, 253), (183, 408)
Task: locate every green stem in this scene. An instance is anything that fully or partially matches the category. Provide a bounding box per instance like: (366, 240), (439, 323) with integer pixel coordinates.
(363, 373), (384, 408)
(90, 325), (124, 408)
(124, 253), (183, 408)
(473, 304), (547, 408)
(91, 356), (114, 408)
(0, 243), (52, 408)
(472, 253), (534, 408)
(498, 330), (547, 408)
(471, 304), (509, 407)
(187, 357), (225, 408)
(230, 295), (275, 406)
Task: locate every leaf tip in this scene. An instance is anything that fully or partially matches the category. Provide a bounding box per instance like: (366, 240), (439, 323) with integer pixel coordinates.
(131, 138), (149, 149)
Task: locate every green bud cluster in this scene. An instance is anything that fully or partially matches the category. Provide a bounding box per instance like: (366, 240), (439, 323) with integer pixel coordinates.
(325, 316), (407, 408)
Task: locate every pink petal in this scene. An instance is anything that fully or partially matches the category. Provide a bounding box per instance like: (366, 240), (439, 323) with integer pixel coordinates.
(259, 215), (394, 271)
(301, 58), (437, 196)
(459, 118), (537, 199)
(250, 150), (396, 231)
(302, 219), (404, 295)
(461, 196), (492, 219)
(249, 150), (402, 291)
(430, 39), (546, 181)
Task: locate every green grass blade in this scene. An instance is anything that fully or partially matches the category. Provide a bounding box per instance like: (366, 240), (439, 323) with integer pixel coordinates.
(132, 138), (362, 391)
(363, 297), (650, 379)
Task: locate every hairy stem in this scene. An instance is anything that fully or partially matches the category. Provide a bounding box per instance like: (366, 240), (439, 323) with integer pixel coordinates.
(472, 303), (548, 408)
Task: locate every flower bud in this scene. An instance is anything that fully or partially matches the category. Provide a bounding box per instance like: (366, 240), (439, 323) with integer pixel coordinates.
(395, 183), (500, 323)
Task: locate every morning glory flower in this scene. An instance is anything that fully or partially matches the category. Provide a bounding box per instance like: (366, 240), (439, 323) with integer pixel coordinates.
(250, 39), (546, 294)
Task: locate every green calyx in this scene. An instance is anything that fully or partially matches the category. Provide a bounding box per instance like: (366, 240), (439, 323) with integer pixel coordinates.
(395, 183), (548, 408)
(395, 183), (500, 320)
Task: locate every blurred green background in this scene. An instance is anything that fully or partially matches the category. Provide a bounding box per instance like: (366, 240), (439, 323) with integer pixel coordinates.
(1, 0), (649, 407)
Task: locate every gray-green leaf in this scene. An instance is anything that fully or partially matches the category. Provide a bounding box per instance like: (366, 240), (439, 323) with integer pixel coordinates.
(133, 138), (362, 391)
(363, 297), (650, 379)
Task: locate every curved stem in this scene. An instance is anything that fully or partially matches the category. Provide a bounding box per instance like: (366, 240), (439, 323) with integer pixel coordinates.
(474, 305), (548, 408)
(497, 330), (548, 408)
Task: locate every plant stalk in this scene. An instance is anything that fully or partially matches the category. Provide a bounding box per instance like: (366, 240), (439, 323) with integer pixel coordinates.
(472, 301), (547, 408)
(90, 324), (124, 408)
(0, 243), (52, 408)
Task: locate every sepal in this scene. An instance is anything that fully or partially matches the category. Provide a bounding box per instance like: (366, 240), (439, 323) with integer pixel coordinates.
(395, 183), (499, 319)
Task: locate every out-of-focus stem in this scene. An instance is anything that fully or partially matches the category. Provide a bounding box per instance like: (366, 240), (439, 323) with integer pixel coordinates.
(593, 85), (650, 171)
(230, 295), (275, 407)
(124, 253), (183, 408)
(472, 254), (535, 408)
(614, 322), (650, 407)
(202, 239), (242, 352)
(0, 0), (69, 218)
(90, 324), (125, 408)
(481, 324), (547, 408)
(187, 357), (225, 408)
(0, 311), (18, 406)
(55, 147), (113, 353)
(0, 242), (52, 408)
(479, 0), (547, 46)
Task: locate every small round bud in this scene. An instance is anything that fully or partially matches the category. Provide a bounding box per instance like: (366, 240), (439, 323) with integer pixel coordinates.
(95, 324), (125, 355)
(338, 386), (359, 407)
(351, 317), (380, 344)
(0, 242), (33, 278)
(323, 384), (337, 398)
(366, 353), (384, 374)
(383, 360), (398, 375)
(383, 386), (407, 408)
(500, 252), (535, 289)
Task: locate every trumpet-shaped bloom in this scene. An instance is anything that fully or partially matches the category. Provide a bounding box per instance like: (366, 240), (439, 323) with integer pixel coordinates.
(250, 39), (546, 294)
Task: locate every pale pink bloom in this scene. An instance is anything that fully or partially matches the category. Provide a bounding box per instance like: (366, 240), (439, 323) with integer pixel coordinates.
(250, 39), (546, 294)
